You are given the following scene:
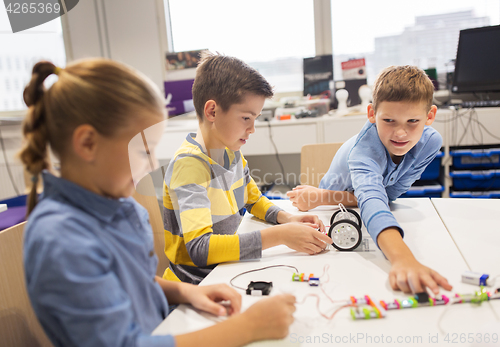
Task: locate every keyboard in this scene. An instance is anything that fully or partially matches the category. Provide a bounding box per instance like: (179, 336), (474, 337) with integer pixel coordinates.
(461, 100), (500, 108)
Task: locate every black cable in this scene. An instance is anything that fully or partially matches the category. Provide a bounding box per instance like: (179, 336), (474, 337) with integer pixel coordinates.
(229, 264), (299, 291)
(457, 109), (472, 146)
(447, 108), (500, 193)
(473, 117), (500, 142)
(433, 107), (470, 123)
(266, 120), (293, 190)
(0, 122), (20, 196)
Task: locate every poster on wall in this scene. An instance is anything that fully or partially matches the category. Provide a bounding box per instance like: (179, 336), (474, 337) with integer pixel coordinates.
(166, 49), (206, 71)
(165, 49), (207, 116)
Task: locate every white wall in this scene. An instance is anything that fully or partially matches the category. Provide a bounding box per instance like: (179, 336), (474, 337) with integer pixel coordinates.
(63, 0), (168, 94)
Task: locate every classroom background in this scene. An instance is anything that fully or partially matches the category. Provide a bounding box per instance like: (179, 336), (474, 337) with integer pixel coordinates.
(1, 1), (500, 346)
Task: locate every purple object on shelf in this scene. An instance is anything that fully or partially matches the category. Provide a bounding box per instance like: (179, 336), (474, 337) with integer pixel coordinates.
(164, 79), (195, 116)
(0, 206), (27, 231)
(164, 79), (194, 116)
(164, 79), (194, 100)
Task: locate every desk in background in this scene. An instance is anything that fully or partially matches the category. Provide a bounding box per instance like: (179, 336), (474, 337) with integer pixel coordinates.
(153, 199), (499, 346)
(157, 108), (500, 161)
(156, 108), (500, 196)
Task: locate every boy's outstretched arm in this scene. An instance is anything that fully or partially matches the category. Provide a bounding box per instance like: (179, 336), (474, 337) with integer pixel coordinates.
(377, 228), (453, 294)
(287, 185), (357, 211)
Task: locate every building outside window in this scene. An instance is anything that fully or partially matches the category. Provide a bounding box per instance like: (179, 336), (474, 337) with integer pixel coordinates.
(165, 0), (315, 93)
(331, 0), (500, 85)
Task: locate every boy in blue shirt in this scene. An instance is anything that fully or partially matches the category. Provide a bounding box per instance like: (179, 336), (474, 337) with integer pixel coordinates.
(288, 65), (452, 295)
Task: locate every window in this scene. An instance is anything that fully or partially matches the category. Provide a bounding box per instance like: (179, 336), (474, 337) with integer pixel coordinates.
(0, 9), (66, 112)
(331, 0), (500, 86)
(165, 0), (315, 93)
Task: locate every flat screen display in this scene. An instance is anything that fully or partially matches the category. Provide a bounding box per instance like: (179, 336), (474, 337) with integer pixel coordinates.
(452, 25), (500, 93)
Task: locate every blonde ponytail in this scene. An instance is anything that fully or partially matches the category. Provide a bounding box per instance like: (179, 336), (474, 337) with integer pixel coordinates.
(19, 58), (165, 215)
(20, 61), (57, 215)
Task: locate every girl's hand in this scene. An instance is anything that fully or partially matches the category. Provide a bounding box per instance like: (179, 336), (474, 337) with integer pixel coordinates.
(243, 294), (296, 340)
(182, 283), (242, 316)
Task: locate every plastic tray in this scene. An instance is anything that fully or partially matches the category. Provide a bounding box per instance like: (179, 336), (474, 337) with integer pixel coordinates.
(450, 190), (500, 198)
(400, 184), (444, 198)
(450, 169), (500, 190)
(451, 148), (500, 169)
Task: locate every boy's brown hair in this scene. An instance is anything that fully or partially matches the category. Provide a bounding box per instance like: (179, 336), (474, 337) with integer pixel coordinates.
(192, 52), (273, 122)
(372, 65), (434, 112)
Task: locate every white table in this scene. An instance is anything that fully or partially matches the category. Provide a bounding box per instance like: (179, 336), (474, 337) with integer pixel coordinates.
(432, 198), (500, 319)
(0, 204), (7, 213)
(154, 198), (499, 346)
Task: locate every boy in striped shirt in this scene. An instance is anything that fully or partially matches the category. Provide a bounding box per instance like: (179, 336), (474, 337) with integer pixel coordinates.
(163, 52), (332, 284)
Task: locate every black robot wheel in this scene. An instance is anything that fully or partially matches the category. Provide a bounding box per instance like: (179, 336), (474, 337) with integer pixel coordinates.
(330, 208), (362, 229)
(328, 219), (362, 251)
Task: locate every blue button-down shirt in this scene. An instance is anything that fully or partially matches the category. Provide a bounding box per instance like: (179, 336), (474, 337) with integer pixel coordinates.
(319, 121), (442, 246)
(24, 172), (175, 347)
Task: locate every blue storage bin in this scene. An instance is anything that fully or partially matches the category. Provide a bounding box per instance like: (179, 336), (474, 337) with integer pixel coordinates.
(450, 169), (500, 190)
(451, 148), (500, 169)
(400, 184), (444, 198)
(450, 190), (500, 198)
(420, 151), (443, 180)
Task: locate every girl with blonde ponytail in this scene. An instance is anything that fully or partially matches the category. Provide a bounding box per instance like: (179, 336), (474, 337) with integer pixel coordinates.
(21, 58), (296, 347)
(19, 61), (55, 214)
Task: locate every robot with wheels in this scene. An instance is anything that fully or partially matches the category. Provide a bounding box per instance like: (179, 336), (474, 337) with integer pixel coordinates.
(328, 204), (363, 251)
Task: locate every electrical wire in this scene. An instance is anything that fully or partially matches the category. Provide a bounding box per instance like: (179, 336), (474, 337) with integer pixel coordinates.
(229, 265), (299, 291)
(433, 107), (500, 194)
(0, 122), (20, 196)
(229, 263), (352, 320)
(296, 294), (353, 320)
(437, 289), (500, 334)
(437, 296), (462, 334)
(294, 264), (353, 320)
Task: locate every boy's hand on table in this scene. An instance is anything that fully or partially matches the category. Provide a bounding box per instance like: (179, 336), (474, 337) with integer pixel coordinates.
(286, 185), (322, 211)
(378, 227), (453, 295)
(243, 294), (296, 340)
(389, 256), (453, 295)
(182, 283), (242, 316)
(281, 223), (332, 254)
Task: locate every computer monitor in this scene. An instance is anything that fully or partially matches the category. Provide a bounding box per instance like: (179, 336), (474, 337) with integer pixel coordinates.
(452, 25), (500, 94)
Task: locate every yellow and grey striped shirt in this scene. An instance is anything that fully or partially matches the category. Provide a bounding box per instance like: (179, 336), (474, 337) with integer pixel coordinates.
(162, 133), (282, 284)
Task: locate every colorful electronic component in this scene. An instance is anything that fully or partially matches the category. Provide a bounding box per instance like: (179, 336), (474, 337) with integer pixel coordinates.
(309, 278), (320, 286)
(462, 271), (491, 286)
(350, 295), (387, 320)
(292, 273), (320, 286)
(350, 288), (498, 320)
